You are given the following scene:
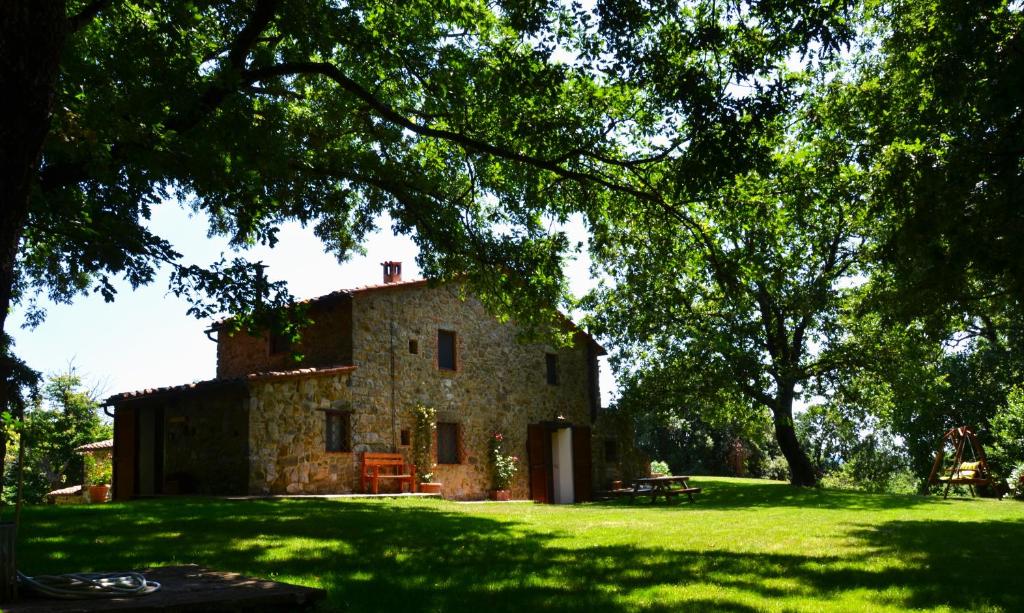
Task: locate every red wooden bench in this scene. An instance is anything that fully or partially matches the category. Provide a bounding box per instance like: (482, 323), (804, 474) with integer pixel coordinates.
(360, 452), (416, 494)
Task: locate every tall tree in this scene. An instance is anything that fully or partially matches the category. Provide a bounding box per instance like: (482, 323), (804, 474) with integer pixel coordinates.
(586, 75), (871, 485)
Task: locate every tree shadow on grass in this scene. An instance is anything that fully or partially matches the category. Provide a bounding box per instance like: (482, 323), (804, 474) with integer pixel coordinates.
(845, 518), (1024, 611)
(16, 498), (1024, 611)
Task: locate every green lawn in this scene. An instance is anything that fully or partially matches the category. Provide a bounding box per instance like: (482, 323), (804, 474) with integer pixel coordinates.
(14, 477), (1024, 611)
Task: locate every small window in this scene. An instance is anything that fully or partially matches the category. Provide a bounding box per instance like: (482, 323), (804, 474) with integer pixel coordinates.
(400, 429), (411, 446)
(438, 330), (457, 371)
(269, 329), (292, 355)
(604, 439), (619, 462)
(437, 422), (460, 464)
(325, 411), (351, 452)
(409, 339), (419, 354)
(546, 353), (559, 385)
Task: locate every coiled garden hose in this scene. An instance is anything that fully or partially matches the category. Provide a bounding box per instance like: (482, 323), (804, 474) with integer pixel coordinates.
(17, 570), (160, 599)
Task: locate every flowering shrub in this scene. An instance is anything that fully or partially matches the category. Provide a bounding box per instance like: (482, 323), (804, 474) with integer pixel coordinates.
(1009, 463), (1024, 500)
(489, 432), (519, 490)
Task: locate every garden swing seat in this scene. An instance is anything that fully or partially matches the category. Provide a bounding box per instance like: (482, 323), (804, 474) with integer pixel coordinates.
(927, 426), (993, 499)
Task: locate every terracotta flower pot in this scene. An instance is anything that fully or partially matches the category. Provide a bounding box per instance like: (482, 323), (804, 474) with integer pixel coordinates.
(419, 482), (443, 496)
(88, 484), (109, 504)
(489, 489), (511, 501)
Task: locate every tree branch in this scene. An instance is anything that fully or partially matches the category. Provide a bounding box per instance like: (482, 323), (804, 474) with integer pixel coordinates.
(242, 61), (660, 204)
(67, 0), (114, 33)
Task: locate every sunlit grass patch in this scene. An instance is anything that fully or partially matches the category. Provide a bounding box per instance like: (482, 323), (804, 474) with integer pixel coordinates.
(15, 477), (1024, 611)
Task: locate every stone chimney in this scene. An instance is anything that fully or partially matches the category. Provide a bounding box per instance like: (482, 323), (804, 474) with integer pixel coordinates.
(381, 261), (402, 284)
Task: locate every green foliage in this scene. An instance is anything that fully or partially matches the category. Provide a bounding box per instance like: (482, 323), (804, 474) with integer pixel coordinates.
(3, 369), (111, 504)
(612, 364), (781, 478)
(990, 387), (1024, 475)
(648, 460), (670, 476)
(488, 432), (518, 490)
(83, 453), (112, 486)
(411, 404), (436, 484)
(826, 432), (916, 495)
(12, 0), (652, 348)
(763, 456), (791, 482)
(587, 71), (875, 485)
(828, 299), (1021, 482)
(855, 0), (1024, 338)
(796, 404), (861, 478)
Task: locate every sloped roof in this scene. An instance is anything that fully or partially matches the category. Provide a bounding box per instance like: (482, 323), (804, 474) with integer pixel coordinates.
(215, 277), (606, 355)
(106, 365), (358, 405)
(46, 484), (83, 497)
(74, 439), (113, 452)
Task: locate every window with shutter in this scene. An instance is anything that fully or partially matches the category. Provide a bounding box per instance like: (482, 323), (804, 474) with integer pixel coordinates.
(325, 411), (351, 452)
(437, 422), (460, 464)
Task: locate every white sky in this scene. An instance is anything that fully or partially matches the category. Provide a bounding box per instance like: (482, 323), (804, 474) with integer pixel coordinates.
(10, 202), (617, 405)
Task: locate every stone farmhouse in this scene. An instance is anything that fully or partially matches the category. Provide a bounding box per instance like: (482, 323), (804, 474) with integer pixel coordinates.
(107, 263), (629, 501)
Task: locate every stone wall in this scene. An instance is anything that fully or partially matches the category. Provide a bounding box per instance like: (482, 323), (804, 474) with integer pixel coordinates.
(248, 370), (379, 494)
(349, 284), (599, 500)
(217, 297), (353, 378)
(592, 408), (649, 488)
(240, 282), (605, 499)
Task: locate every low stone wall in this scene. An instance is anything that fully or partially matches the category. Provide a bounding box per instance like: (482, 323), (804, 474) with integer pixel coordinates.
(248, 370), (397, 494)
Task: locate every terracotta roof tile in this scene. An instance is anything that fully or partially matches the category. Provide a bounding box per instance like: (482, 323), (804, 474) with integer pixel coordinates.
(74, 439), (113, 452)
(46, 484), (83, 497)
(106, 365), (358, 405)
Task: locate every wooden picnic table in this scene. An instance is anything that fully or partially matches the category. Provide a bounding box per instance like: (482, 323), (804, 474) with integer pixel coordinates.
(629, 475), (701, 503)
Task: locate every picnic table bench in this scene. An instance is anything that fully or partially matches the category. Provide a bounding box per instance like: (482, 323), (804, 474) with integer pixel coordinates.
(360, 452), (416, 494)
(629, 476), (701, 503)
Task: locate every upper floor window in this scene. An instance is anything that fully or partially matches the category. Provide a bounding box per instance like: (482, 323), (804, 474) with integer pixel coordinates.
(269, 329), (292, 355)
(438, 330), (457, 370)
(546, 353), (559, 385)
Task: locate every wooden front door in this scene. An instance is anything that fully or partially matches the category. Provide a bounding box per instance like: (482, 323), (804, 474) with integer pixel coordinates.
(572, 425), (592, 502)
(527, 423), (552, 503)
(113, 406), (137, 500)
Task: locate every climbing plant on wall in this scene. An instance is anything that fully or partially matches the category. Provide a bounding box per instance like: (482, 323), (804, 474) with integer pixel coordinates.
(412, 404), (436, 484)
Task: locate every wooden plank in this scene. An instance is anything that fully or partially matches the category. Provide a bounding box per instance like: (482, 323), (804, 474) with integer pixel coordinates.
(572, 425), (592, 502)
(7, 565), (323, 612)
(527, 424), (550, 503)
(113, 406), (137, 501)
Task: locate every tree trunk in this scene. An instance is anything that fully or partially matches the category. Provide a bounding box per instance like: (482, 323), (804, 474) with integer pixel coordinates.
(0, 0), (67, 491)
(772, 388), (817, 487)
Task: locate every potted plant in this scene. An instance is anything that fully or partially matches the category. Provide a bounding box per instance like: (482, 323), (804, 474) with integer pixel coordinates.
(85, 454), (112, 503)
(649, 460), (670, 478)
(489, 432), (518, 501)
(418, 474), (442, 495)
